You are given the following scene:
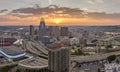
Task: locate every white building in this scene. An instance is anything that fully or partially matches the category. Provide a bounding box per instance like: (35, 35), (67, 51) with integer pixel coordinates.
(105, 63), (120, 72)
(70, 37), (79, 46)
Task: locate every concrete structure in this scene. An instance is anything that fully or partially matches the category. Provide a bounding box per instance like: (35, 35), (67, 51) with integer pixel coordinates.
(18, 57), (48, 70)
(48, 47), (70, 72)
(29, 25), (34, 38)
(22, 39), (48, 58)
(60, 27), (69, 36)
(39, 18), (46, 42)
(13, 39), (23, 45)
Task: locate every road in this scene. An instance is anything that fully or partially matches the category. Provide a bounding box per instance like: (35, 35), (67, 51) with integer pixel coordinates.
(18, 57), (48, 69)
(22, 39), (48, 58)
(0, 62), (17, 68)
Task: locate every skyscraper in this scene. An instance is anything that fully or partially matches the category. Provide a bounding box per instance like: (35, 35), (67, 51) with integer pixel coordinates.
(29, 25), (34, 38)
(39, 18), (46, 41)
(48, 47), (70, 72)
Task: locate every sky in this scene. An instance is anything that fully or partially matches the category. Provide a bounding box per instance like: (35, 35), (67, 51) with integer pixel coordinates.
(0, 0), (120, 26)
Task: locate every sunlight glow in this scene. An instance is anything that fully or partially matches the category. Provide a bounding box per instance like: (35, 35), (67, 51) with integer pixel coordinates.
(53, 18), (62, 24)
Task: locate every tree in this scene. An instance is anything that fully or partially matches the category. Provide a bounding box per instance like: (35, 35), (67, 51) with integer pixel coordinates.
(16, 69), (21, 72)
(98, 68), (101, 72)
(107, 55), (116, 63)
(105, 44), (113, 52)
(71, 49), (84, 55)
(0, 66), (10, 72)
(106, 45), (113, 48)
(91, 39), (98, 43)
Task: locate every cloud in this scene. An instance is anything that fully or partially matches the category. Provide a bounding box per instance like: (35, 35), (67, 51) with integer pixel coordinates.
(87, 12), (120, 19)
(10, 5), (120, 19)
(87, 0), (104, 4)
(10, 5), (85, 18)
(87, 0), (95, 4)
(81, 8), (98, 12)
(0, 9), (8, 13)
(96, 0), (104, 3)
(0, 15), (21, 22)
(0, 5), (120, 25)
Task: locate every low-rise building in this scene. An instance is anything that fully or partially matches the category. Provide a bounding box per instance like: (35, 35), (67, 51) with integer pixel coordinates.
(105, 63), (120, 72)
(70, 37), (79, 46)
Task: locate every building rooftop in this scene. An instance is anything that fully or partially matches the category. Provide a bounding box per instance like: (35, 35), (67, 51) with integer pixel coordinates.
(0, 46), (25, 56)
(47, 38), (70, 50)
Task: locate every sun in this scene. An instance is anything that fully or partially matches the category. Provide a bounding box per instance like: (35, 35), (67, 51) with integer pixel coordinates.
(53, 18), (62, 24)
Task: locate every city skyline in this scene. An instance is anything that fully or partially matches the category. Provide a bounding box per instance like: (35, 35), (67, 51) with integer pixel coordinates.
(0, 0), (120, 26)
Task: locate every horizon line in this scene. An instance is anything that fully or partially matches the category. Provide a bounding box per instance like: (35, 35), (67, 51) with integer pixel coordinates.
(0, 24), (120, 27)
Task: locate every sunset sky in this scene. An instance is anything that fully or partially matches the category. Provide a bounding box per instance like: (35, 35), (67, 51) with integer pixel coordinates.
(0, 0), (120, 26)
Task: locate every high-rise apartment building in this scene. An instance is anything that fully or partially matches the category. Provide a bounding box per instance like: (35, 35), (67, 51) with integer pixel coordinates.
(48, 47), (70, 72)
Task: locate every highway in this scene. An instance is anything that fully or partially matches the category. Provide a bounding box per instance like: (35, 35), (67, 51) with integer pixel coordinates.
(70, 50), (120, 72)
(14, 39), (49, 69)
(0, 34), (119, 70)
(18, 57), (48, 69)
(21, 36), (120, 70)
(22, 39), (48, 58)
(0, 37), (48, 69)
(70, 35), (120, 63)
(72, 50), (120, 63)
(0, 62), (17, 68)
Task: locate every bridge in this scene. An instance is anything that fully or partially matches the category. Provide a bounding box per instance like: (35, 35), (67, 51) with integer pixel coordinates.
(14, 38), (48, 58)
(13, 38), (49, 69)
(22, 39), (48, 58)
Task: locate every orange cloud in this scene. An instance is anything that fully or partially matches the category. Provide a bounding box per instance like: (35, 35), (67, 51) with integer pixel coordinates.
(0, 5), (120, 26)
(0, 15), (120, 26)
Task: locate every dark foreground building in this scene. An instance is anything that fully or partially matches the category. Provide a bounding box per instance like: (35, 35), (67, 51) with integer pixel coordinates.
(48, 47), (70, 72)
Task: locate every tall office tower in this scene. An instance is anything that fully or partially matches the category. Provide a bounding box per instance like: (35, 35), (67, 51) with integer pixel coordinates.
(60, 27), (69, 36)
(29, 25), (34, 38)
(46, 26), (60, 38)
(39, 18), (46, 41)
(48, 47), (70, 72)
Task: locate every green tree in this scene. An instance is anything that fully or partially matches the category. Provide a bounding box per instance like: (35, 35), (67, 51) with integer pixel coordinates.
(0, 66), (10, 72)
(72, 49), (84, 55)
(107, 55), (116, 63)
(16, 69), (21, 72)
(98, 68), (101, 72)
(91, 39), (98, 43)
